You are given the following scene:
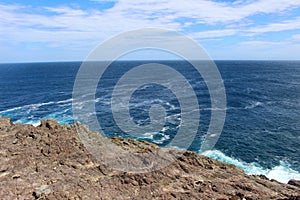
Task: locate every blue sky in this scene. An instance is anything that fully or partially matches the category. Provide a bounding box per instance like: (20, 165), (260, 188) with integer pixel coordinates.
(1, 0), (300, 62)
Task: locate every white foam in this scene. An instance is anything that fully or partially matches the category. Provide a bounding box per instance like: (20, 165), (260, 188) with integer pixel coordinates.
(57, 98), (73, 104)
(153, 134), (170, 144)
(202, 107), (228, 111)
(266, 162), (300, 183)
(138, 132), (170, 144)
(245, 101), (264, 109)
(10, 105), (73, 126)
(14, 119), (41, 127)
(31, 122), (42, 127)
(0, 99), (73, 114)
(161, 127), (169, 132)
(201, 150), (300, 183)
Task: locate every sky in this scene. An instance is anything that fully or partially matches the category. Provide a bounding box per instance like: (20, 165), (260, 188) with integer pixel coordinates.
(0, 0), (300, 62)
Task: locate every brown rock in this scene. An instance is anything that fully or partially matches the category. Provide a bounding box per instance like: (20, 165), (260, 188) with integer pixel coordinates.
(0, 117), (299, 199)
(0, 117), (13, 130)
(288, 179), (300, 188)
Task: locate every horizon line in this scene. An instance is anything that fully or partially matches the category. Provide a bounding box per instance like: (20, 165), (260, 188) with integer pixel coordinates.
(1, 59), (300, 64)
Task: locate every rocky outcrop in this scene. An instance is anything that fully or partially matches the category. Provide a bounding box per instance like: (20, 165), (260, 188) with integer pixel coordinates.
(0, 117), (299, 199)
(289, 180), (300, 188)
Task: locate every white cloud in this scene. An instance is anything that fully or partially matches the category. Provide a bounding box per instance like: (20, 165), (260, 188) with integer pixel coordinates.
(1, 0), (300, 61)
(44, 6), (88, 15)
(103, 0), (300, 25)
(291, 34), (300, 40)
(239, 40), (284, 47)
(90, 0), (118, 2)
(0, 2), (184, 50)
(189, 29), (238, 39)
(188, 15), (300, 40)
(1, 1), (300, 41)
(210, 39), (300, 60)
(245, 17), (300, 35)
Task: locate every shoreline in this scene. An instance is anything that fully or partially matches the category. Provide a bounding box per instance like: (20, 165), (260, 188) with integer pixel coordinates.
(5, 116), (300, 184)
(0, 116), (299, 199)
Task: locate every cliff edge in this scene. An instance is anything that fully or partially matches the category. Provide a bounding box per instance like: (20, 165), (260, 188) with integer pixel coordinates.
(0, 117), (299, 199)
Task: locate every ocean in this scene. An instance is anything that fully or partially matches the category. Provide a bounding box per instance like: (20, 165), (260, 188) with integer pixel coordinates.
(0, 60), (299, 183)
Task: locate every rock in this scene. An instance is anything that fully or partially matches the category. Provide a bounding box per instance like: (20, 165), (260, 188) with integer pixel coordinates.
(0, 165), (8, 173)
(0, 116), (299, 199)
(278, 196), (300, 200)
(39, 118), (59, 130)
(33, 185), (52, 198)
(0, 172), (9, 178)
(12, 174), (20, 179)
(258, 174), (269, 180)
(288, 179), (300, 188)
(0, 117), (13, 130)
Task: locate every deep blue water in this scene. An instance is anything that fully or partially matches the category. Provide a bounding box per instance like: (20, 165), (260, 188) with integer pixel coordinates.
(0, 61), (299, 183)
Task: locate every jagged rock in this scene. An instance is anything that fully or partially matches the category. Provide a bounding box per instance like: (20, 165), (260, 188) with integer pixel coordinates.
(0, 117), (13, 130)
(0, 117), (299, 199)
(39, 118), (60, 130)
(289, 179), (300, 188)
(33, 185), (52, 199)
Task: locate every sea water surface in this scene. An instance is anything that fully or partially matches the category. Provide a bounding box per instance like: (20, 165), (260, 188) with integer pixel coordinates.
(0, 61), (299, 183)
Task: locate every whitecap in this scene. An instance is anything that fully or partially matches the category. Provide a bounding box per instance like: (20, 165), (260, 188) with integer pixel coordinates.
(0, 105), (24, 113)
(57, 98), (73, 104)
(0, 100), (70, 114)
(153, 134), (170, 144)
(245, 101), (264, 109)
(161, 127), (169, 132)
(200, 150), (300, 183)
